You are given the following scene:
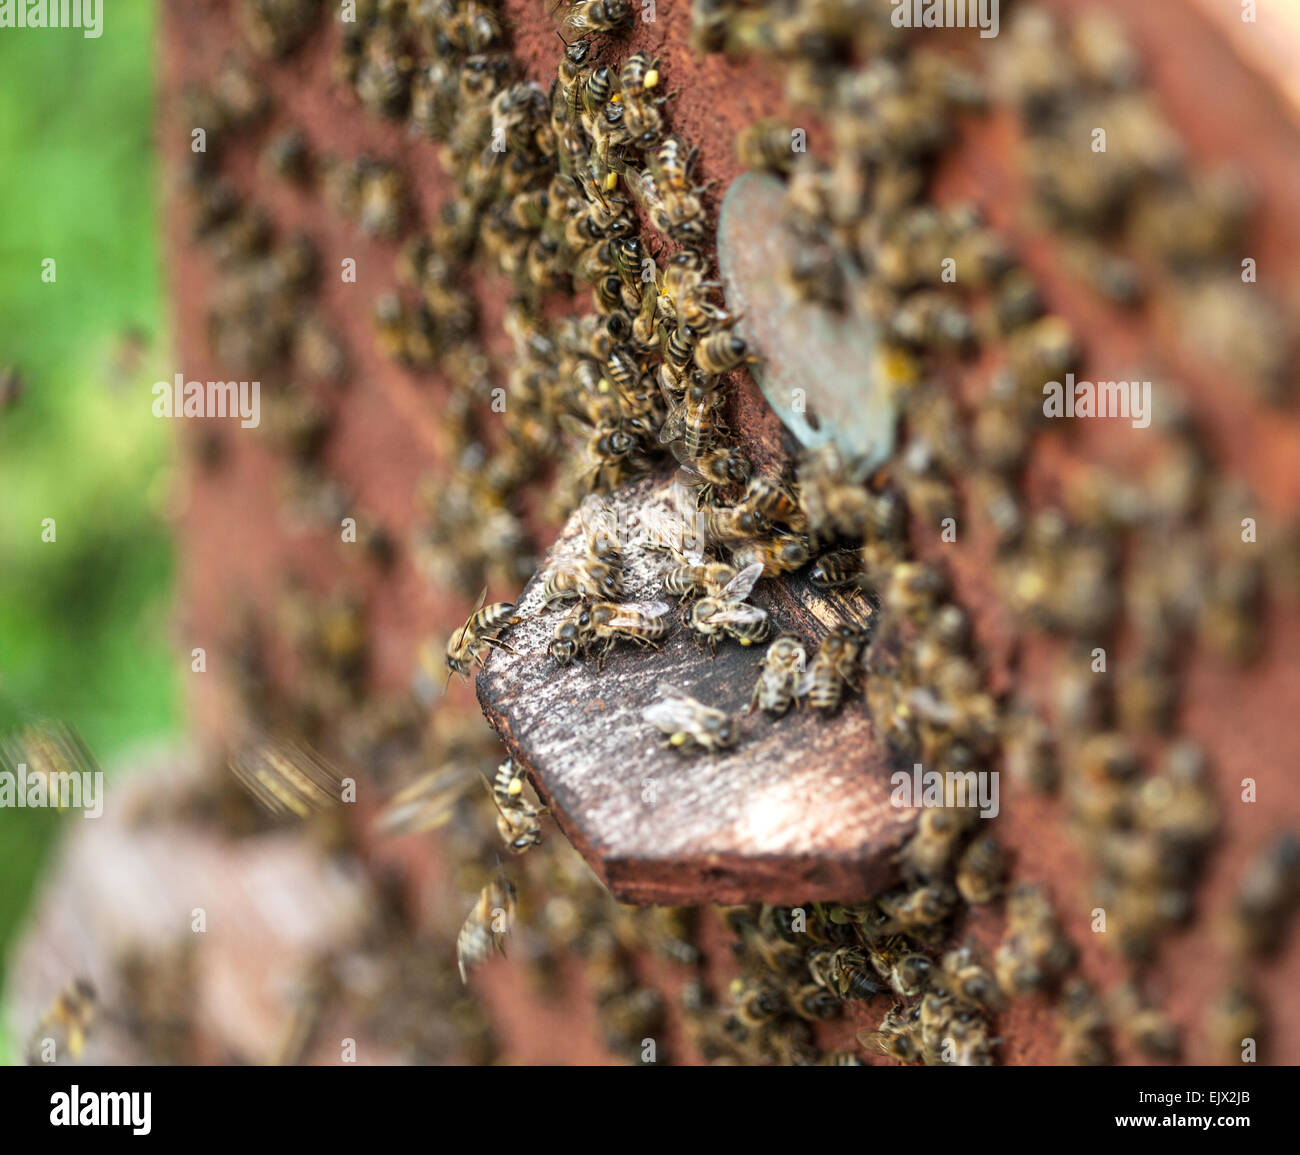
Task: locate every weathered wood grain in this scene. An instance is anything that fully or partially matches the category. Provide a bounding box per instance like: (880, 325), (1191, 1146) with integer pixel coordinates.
(477, 473), (917, 904)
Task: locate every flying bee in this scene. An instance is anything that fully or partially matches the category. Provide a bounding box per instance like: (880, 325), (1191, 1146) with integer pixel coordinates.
(750, 634), (807, 716)
(737, 119), (800, 174)
(486, 758), (546, 854)
(956, 834), (1007, 904)
(810, 548), (865, 589)
(644, 683), (738, 752)
(686, 561), (770, 647)
(549, 602), (595, 666)
(663, 556), (737, 601)
(27, 979), (97, 1063)
(802, 623), (868, 712)
(694, 329), (753, 375)
(589, 599), (673, 664)
(229, 738), (343, 819)
(376, 754), (477, 836)
(730, 533), (810, 576)
(457, 872), (517, 983)
(445, 588), (520, 684)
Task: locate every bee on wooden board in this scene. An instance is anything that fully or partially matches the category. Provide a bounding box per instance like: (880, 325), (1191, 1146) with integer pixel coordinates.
(644, 683), (737, 753)
(749, 633), (808, 717)
(686, 561), (770, 648)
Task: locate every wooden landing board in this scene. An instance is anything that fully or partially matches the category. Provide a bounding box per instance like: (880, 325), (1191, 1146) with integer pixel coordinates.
(476, 473), (918, 905)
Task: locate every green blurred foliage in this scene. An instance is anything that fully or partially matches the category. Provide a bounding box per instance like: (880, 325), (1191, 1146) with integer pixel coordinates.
(0, 4), (176, 1060)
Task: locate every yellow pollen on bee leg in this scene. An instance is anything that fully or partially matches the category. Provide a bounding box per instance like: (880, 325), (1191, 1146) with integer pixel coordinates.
(644, 69), (659, 89)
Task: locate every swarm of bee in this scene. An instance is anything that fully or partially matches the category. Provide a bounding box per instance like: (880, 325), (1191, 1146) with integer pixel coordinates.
(153, 0), (1300, 1068)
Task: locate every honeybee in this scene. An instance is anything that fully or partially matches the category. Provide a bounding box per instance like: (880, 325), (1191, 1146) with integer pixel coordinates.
(955, 834), (1006, 904)
(1109, 981), (1180, 1060)
(878, 883), (958, 938)
(996, 884), (1077, 996)
(940, 946), (1003, 1012)
(457, 872), (518, 983)
(673, 446), (752, 498)
(741, 474), (802, 529)
(619, 50), (660, 98)
(698, 502), (768, 547)
(790, 982), (841, 1022)
(796, 443), (880, 546)
(543, 556), (624, 603)
(730, 533), (810, 576)
(1204, 982), (1264, 1062)
(445, 588), (520, 683)
(486, 758), (546, 854)
(589, 599), (673, 663)
(897, 806), (972, 881)
(560, 414), (653, 491)
(687, 561), (770, 647)
(27, 979), (97, 1063)
(857, 1015), (923, 1064)
(809, 548), (865, 589)
(376, 762), (477, 835)
(553, 0), (633, 37)
(659, 373), (726, 459)
(750, 634), (808, 716)
(808, 947), (886, 1000)
(263, 128), (311, 183)
(643, 683), (738, 752)
(1223, 833), (1300, 956)
(229, 738), (342, 818)
(737, 120), (800, 174)
(694, 329), (752, 375)
(549, 602), (594, 666)
(802, 623), (868, 712)
(663, 556), (737, 600)
(1057, 978), (1112, 1066)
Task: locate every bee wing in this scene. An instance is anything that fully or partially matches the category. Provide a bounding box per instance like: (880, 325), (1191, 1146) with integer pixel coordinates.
(718, 560), (764, 602)
(708, 603), (768, 628)
(622, 165), (658, 212)
(452, 586), (489, 651)
(657, 399), (687, 446)
(643, 696), (705, 731)
(557, 412), (595, 441)
(605, 600), (670, 629)
(855, 1028), (896, 1057)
